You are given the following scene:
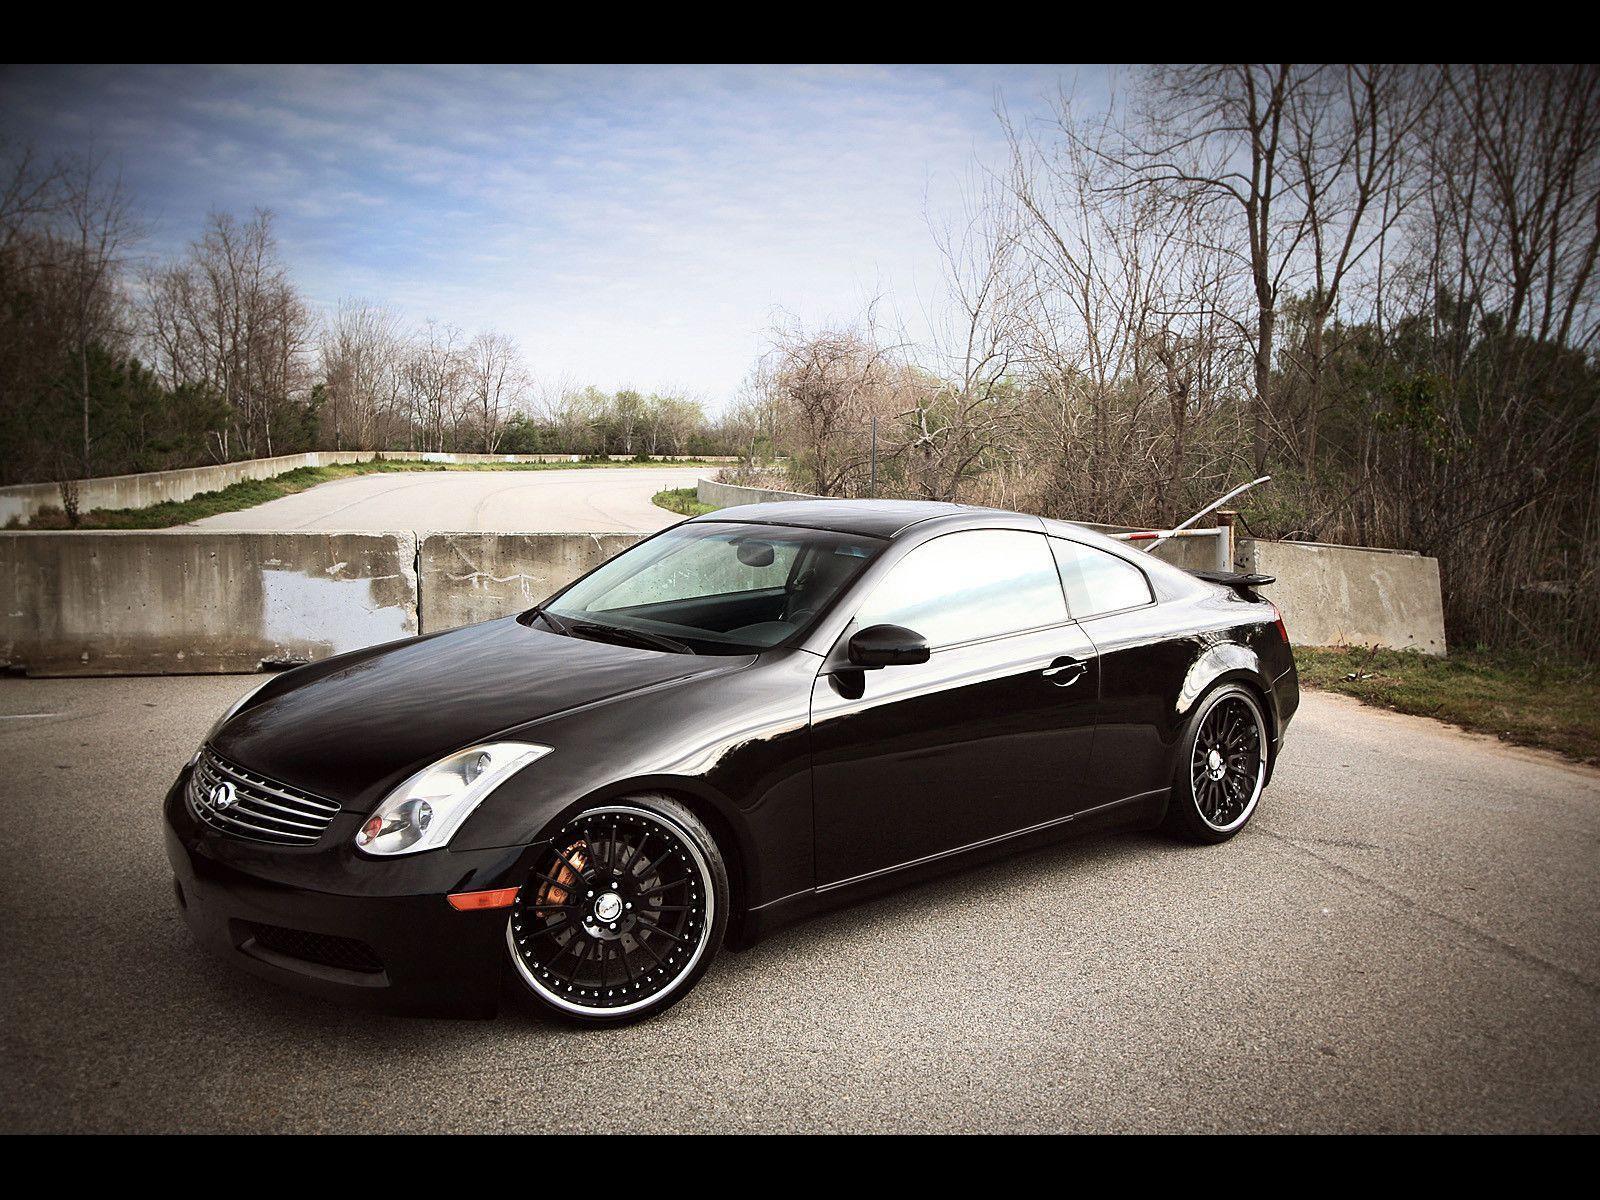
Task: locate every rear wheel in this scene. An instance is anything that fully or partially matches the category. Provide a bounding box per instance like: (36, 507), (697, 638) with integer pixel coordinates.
(506, 796), (727, 1025)
(1162, 683), (1269, 843)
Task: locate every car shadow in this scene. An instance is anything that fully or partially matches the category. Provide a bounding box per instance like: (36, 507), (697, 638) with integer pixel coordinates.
(167, 827), (1205, 1047)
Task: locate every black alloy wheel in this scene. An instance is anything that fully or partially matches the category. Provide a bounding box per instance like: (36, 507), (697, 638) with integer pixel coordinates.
(1164, 684), (1269, 843)
(507, 797), (727, 1024)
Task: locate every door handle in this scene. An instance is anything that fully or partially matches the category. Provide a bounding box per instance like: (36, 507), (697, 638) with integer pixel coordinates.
(1041, 659), (1087, 687)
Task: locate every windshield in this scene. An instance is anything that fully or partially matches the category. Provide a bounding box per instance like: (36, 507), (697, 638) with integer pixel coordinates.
(533, 522), (882, 655)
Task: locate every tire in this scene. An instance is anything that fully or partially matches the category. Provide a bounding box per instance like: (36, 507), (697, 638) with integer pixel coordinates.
(1161, 682), (1270, 844)
(506, 794), (729, 1026)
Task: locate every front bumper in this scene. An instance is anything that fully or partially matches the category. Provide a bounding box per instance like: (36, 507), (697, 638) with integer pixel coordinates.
(163, 767), (542, 1017)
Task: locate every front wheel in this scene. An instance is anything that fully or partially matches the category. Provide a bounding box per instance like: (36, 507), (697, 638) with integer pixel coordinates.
(1162, 683), (1269, 843)
(506, 796), (728, 1025)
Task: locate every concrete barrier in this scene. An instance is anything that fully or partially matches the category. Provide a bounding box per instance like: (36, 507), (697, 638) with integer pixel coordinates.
(1, 531), (417, 676)
(0, 451), (381, 527)
(1235, 538), (1446, 656)
(410, 452), (737, 466)
(1, 452), (741, 526)
(419, 531), (645, 632)
(0, 509), (1451, 675)
(697, 478), (821, 508)
(1072, 522), (1223, 572)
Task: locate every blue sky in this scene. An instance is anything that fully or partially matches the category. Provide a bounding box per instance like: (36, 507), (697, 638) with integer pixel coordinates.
(0, 64), (1111, 408)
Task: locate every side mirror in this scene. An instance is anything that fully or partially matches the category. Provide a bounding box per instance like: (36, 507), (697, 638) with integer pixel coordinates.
(847, 623), (930, 668)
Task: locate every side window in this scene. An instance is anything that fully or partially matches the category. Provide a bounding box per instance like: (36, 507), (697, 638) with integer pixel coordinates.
(1049, 538), (1153, 618)
(856, 529), (1067, 648)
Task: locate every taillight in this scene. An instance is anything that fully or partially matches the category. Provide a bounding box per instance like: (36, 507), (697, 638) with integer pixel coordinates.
(1270, 602), (1289, 644)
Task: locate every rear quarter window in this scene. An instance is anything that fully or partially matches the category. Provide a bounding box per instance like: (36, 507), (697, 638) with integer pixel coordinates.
(1049, 538), (1153, 618)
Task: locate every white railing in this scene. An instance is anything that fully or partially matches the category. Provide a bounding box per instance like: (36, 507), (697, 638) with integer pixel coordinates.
(1110, 525), (1232, 572)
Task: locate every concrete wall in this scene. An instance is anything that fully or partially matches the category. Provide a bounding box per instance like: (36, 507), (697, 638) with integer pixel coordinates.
(0, 517), (1449, 676)
(1, 531), (417, 676)
(1235, 538), (1447, 656)
(409, 453), (736, 466)
(1072, 522), (1225, 573)
(1, 452), (740, 526)
(0, 452), (381, 527)
(419, 531), (644, 632)
(697, 478), (821, 508)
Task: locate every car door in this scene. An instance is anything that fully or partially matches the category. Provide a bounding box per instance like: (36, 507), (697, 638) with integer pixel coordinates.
(1048, 536), (1180, 807)
(809, 528), (1101, 887)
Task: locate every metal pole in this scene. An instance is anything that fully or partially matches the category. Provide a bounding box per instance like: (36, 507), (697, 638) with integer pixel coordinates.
(1145, 475), (1270, 551)
(1212, 510), (1236, 572)
(869, 415), (878, 498)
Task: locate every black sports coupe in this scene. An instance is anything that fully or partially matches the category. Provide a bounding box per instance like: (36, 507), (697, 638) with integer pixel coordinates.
(164, 499), (1299, 1025)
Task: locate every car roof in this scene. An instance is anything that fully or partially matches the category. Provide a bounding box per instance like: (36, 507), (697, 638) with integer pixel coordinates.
(686, 499), (1017, 539)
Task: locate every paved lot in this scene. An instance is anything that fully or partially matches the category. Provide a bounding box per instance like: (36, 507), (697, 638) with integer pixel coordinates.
(186, 466), (705, 533)
(1, 677), (1596, 1133)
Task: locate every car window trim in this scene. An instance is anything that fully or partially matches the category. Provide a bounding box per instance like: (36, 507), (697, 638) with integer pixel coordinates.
(922, 614), (1087, 655)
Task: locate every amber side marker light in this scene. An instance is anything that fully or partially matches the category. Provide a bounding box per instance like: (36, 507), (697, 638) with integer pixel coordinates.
(447, 887), (520, 911)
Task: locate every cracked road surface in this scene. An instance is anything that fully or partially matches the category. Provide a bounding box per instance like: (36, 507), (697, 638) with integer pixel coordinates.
(186, 466), (706, 533)
(1, 681), (1595, 1132)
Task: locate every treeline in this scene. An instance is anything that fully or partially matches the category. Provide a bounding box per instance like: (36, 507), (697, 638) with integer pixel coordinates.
(0, 153), (739, 490)
(733, 65), (1599, 659)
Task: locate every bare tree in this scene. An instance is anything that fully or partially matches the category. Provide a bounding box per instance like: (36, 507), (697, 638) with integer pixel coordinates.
(141, 210), (313, 460)
(462, 330), (527, 453)
(45, 155), (140, 479)
(403, 320), (467, 453)
(757, 306), (909, 497)
(1087, 65), (1315, 475)
(1279, 65), (1438, 473)
(320, 299), (404, 450)
(995, 94), (1251, 524)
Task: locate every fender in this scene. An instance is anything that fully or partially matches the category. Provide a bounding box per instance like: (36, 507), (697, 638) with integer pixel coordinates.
(1175, 639), (1272, 727)
(1171, 630), (1284, 777)
(450, 648), (822, 919)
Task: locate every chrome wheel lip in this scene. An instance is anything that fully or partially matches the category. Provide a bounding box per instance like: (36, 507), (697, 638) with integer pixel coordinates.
(507, 804), (716, 1019)
(1191, 689), (1268, 834)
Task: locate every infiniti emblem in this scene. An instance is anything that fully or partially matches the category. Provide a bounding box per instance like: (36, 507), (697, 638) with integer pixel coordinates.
(208, 781), (237, 811)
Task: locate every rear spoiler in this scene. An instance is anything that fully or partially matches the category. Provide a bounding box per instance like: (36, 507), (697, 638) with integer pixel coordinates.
(1190, 569), (1276, 595)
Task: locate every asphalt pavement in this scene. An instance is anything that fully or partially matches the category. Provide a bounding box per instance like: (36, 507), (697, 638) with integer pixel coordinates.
(1, 676), (1595, 1133)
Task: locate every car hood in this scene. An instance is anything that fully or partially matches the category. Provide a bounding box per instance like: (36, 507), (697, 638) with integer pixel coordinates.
(211, 616), (747, 810)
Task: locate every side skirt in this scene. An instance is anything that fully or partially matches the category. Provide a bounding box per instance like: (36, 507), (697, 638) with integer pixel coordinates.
(730, 788), (1167, 949)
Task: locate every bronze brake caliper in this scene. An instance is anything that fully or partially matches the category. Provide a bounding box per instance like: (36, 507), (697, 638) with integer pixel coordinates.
(535, 840), (589, 907)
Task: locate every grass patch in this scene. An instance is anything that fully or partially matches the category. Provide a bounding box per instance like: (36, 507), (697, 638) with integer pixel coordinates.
(12, 458), (725, 530)
(1295, 645), (1600, 765)
(652, 486), (719, 517)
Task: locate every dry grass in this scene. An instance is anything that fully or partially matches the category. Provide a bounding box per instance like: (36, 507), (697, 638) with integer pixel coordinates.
(1295, 645), (1600, 765)
(651, 487), (717, 517)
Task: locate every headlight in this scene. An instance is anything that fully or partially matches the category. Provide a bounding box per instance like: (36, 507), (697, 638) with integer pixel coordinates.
(355, 742), (550, 857)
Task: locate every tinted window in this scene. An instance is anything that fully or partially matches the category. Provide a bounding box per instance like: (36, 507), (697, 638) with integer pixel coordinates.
(1050, 538), (1153, 617)
(544, 523), (880, 652)
(591, 532), (800, 609)
(856, 529), (1067, 647)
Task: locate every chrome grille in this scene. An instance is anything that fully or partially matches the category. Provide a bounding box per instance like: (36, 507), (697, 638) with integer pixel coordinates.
(187, 747), (341, 846)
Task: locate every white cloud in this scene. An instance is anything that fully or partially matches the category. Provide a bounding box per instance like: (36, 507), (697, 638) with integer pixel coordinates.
(1, 64), (1110, 407)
